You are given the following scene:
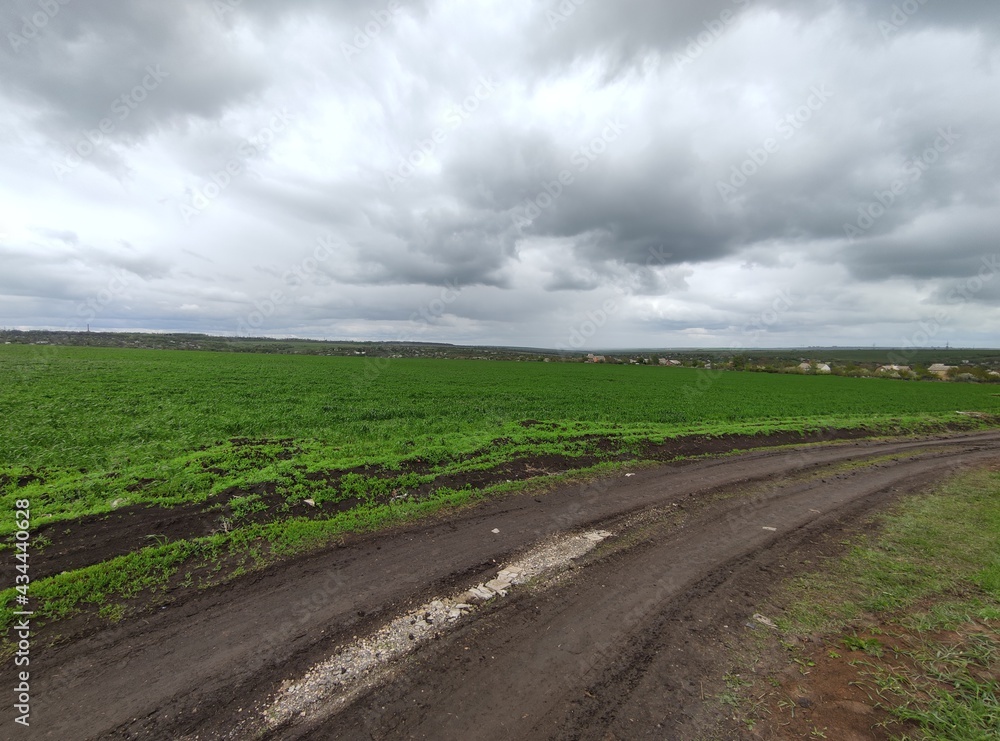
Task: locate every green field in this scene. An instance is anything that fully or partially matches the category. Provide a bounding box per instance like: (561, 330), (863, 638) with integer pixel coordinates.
(4, 345), (1000, 522)
(2, 345), (1000, 635)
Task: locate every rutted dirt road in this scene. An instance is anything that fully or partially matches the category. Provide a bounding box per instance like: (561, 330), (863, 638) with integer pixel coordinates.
(14, 430), (1000, 739)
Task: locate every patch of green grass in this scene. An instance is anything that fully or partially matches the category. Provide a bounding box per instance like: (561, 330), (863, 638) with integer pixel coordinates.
(842, 635), (885, 657)
(856, 633), (1000, 740)
(773, 468), (1000, 739)
(228, 493), (268, 521)
(0, 478), (500, 645)
(1, 537), (205, 631)
(783, 469), (1000, 633)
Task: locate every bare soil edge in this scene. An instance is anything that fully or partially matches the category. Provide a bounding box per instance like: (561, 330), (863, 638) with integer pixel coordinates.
(7, 433), (999, 740)
(252, 449), (999, 739)
(2, 425), (947, 581)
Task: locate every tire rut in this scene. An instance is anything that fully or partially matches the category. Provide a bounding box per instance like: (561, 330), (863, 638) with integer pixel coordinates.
(276, 447), (999, 740)
(8, 431), (1000, 740)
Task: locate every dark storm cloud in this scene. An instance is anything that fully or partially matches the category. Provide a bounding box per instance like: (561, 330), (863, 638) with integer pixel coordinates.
(842, 211), (1000, 282)
(535, 0), (1000, 70)
(1, 0), (998, 345)
(335, 207), (519, 288)
(2, 2), (263, 139)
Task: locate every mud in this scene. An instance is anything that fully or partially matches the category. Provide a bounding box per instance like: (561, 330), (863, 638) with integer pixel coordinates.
(6, 429), (1000, 740)
(7, 427), (883, 580)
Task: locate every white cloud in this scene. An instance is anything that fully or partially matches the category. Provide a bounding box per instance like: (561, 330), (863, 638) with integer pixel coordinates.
(1, 0), (998, 347)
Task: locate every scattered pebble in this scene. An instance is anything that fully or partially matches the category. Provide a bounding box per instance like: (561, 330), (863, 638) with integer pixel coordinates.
(263, 529), (615, 728)
(752, 613), (778, 629)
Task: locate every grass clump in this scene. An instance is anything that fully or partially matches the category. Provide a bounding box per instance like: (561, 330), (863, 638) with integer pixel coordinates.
(772, 468), (1000, 739)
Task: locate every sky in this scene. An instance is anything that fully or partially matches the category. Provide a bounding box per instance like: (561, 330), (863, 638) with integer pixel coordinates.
(1, 0), (998, 350)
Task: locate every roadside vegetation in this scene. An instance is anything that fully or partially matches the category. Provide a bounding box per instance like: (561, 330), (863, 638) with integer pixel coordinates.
(2, 345), (999, 649)
(738, 467), (1000, 739)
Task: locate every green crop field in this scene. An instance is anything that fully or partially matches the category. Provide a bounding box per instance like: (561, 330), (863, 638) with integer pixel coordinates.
(2, 344), (999, 637)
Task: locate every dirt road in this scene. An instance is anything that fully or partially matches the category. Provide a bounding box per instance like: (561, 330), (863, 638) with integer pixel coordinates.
(16, 430), (1000, 739)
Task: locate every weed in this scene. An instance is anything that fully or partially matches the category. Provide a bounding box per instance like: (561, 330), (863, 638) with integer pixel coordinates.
(842, 635), (885, 657)
(229, 493), (267, 520)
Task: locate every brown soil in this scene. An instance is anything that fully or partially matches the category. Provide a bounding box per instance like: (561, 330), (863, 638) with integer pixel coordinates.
(6, 430), (1000, 740)
(751, 623), (1000, 740)
(754, 634), (913, 740)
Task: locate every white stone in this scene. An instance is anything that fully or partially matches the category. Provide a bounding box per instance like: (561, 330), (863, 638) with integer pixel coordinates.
(485, 578), (512, 593)
(467, 585), (495, 603)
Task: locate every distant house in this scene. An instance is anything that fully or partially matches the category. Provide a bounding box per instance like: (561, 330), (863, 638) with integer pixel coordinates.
(798, 362), (812, 372)
(659, 358), (682, 366)
(928, 363), (957, 377)
(816, 363), (832, 374)
(878, 364), (911, 373)
(586, 354), (606, 364)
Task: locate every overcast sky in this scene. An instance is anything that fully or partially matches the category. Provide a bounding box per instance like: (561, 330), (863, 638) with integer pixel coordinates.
(1, 0), (998, 349)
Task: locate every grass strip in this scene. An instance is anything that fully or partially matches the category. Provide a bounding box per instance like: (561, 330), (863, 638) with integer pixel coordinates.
(766, 467), (1000, 739)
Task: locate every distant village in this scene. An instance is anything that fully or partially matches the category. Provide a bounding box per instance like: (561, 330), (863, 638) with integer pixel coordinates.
(3, 330), (999, 382)
(583, 353), (1000, 383)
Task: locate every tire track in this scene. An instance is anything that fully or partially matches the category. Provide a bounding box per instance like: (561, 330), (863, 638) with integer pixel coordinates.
(277, 446), (999, 740)
(8, 431), (999, 739)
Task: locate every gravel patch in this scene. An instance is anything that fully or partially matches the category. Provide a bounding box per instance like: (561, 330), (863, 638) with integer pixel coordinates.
(261, 529), (613, 729)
